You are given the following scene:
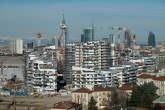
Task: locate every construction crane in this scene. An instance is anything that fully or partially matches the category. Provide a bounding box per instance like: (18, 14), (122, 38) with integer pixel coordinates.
(33, 32), (42, 46)
(95, 26), (127, 65)
(132, 34), (136, 59)
(115, 27), (127, 65)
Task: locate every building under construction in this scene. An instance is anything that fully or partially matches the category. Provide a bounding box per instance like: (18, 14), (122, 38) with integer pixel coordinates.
(24, 46), (58, 94)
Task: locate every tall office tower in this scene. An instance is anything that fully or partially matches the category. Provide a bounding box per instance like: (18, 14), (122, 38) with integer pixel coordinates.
(9, 39), (23, 54)
(64, 44), (75, 84)
(124, 29), (131, 48)
(81, 34), (85, 42)
(109, 34), (115, 44)
(75, 40), (111, 70)
(27, 42), (33, 49)
(81, 25), (94, 43)
(58, 12), (68, 48)
(148, 32), (156, 47)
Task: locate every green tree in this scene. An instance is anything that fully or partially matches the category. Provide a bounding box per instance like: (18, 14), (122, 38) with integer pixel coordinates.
(129, 82), (158, 110)
(57, 60), (64, 74)
(103, 88), (128, 108)
(88, 96), (98, 110)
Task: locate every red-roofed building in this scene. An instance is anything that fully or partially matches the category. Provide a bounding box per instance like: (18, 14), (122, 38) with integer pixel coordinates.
(51, 101), (82, 110)
(137, 74), (165, 95)
(72, 88), (91, 93)
(118, 84), (138, 98)
(72, 86), (111, 110)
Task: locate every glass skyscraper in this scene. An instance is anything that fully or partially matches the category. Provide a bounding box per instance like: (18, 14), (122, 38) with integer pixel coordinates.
(148, 32), (156, 47)
(81, 28), (94, 43)
(124, 29), (131, 48)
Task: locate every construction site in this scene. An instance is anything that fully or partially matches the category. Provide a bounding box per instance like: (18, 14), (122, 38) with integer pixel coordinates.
(0, 95), (71, 110)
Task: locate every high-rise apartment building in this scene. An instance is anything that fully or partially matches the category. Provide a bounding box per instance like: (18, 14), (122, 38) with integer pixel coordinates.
(25, 46), (57, 94)
(75, 40), (111, 70)
(64, 44), (75, 84)
(9, 39), (23, 54)
(148, 31), (156, 47)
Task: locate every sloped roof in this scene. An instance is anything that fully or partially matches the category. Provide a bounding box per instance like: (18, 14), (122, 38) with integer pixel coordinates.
(137, 74), (155, 79)
(93, 86), (110, 92)
(72, 88), (91, 93)
(53, 101), (79, 109)
(137, 74), (165, 81)
(153, 95), (165, 103)
(72, 86), (111, 93)
(118, 84), (138, 91)
(153, 76), (165, 81)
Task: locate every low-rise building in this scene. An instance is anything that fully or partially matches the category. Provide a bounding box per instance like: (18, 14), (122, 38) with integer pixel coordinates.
(137, 74), (165, 96)
(51, 101), (82, 110)
(110, 62), (138, 87)
(72, 66), (116, 89)
(118, 84), (138, 98)
(72, 86), (111, 110)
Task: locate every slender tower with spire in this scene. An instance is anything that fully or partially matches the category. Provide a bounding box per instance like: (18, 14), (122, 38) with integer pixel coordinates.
(58, 10), (68, 48)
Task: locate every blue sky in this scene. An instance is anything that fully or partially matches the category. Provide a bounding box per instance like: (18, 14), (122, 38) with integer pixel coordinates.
(0, 0), (165, 43)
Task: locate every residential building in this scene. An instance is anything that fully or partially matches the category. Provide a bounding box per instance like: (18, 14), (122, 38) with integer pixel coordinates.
(130, 56), (157, 73)
(110, 62), (138, 87)
(25, 55), (57, 94)
(25, 46), (58, 94)
(64, 44), (75, 84)
(75, 40), (111, 70)
(72, 86), (111, 110)
(51, 101), (82, 110)
(137, 74), (165, 96)
(72, 66), (116, 89)
(9, 39), (23, 54)
(142, 56), (157, 72)
(154, 54), (165, 66)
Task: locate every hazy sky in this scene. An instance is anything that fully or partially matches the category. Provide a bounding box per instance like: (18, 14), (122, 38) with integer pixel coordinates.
(0, 0), (165, 43)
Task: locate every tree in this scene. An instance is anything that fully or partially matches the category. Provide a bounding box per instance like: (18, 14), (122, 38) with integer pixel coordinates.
(88, 96), (98, 110)
(129, 82), (158, 110)
(111, 88), (121, 106)
(57, 60), (64, 74)
(104, 88), (128, 107)
(111, 88), (127, 106)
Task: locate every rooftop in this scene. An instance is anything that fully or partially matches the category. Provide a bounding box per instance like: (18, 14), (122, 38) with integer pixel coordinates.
(72, 86), (111, 93)
(118, 84), (138, 91)
(137, 74), (165, 81)
(52, 101), (79, 109)
(72, 88), (91, 93)
(93, 86), (110, 92)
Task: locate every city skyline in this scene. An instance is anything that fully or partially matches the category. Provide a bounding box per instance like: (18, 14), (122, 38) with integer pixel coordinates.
(0, 0), (165, 43)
